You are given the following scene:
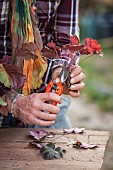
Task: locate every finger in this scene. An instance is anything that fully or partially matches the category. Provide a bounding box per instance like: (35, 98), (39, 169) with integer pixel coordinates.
(70, 66), (82, 78)
(69, 82), (85, 91)
(69, 90), (80, 98)
(33, 118), (55, 127)
(36, 92), (62, 104)
(34, 110), (57, 121)
(41, 103), (60, 114)
(22, 114), (55, 126)
(70, 72), (85, 84)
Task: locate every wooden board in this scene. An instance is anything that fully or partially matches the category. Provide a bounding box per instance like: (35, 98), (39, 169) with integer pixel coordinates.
(0, 128), (110, 170)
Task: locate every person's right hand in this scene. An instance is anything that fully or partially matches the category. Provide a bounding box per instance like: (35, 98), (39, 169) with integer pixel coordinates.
(13, 92), (62, 126)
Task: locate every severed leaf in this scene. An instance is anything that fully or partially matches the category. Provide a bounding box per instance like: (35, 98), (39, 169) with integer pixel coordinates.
(29, 130), (55, 140)
(30, 141), (46, 149)
(29, 130), (48, 140)
(73, 140), (99, 149)
(40, 143), (66, 160)
(63, 128), (85, 134)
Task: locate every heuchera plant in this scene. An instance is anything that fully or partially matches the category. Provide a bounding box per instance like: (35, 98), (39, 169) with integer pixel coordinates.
(0, 35), (103, 106)
(43, 35), (103, 62)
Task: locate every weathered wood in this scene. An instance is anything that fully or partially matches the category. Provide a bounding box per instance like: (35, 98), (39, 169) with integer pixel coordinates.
(0, 128), (110, 170)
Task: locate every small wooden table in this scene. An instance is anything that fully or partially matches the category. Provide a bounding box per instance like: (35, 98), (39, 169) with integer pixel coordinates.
(0, 128), (110, 170)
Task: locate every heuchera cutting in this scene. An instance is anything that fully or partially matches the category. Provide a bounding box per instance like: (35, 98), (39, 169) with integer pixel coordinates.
(43, 35), (103, 60)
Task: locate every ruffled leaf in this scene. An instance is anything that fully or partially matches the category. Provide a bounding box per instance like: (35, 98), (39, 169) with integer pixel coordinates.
(0, 55), (12, 64)
(73, 141), (99, 149)
(63, 128), (85, 134)
(16, 42), (38, 61)
(29, 130), (55, 140)
(69, 35), (80, 45)
(0, 97), (7, 106)
(0, 64), (11, 88)
(40, 143), (66, 160)
(4, 64), (26, 89)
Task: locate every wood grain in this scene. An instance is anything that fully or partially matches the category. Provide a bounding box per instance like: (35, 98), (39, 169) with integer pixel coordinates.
(0, 128), (110, 170)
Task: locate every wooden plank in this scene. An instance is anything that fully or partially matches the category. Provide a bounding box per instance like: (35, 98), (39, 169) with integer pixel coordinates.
(0, 128), (110, 170)
(0, 160), (104, 170)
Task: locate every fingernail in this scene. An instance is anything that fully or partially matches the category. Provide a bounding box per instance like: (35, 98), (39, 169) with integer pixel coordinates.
(70, 73), (74, 77)
(52, 121), (55, 124)
(71, 78), (75, 84)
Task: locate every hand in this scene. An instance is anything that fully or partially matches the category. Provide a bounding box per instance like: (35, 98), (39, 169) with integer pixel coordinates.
(13, 93), (61, 126)
(51, 65), (85, 97)
(68, 66), (85, 97)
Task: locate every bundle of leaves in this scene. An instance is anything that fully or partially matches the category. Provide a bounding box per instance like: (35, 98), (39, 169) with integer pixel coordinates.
(42, 35), (103, 62)
(0, 56), (26, 106)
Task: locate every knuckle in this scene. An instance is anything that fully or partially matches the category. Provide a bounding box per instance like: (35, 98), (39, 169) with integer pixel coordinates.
(46, 92), (52, 99)
(31, 93), (37, 98)
(27, 115), (34, 124)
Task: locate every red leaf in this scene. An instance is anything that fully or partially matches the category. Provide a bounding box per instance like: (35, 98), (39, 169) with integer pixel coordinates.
(3, 64), (26, 89)
(0, 55), (12, 64)
(84, 38), (102, 54)
(29, 130), (55, 140)
(69, 35), (80, 45)
(16, 42), (38, 60)
(31, 142), (46, 149)
(47, 42), (56, 48)
(73, 141), (99, 149)
(63, 44), (84, 53)
(29, 130), (48, 140)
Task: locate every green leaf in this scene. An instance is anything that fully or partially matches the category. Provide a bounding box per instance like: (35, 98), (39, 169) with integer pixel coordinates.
(43, 151), (55, 160)
(54, 152), (62, 159)
(55, 147), (62, 152)
(40, 143), (66, 160)
(62, 149), (66, 153)
(0, 97), (7, 106)
(0, 64), (11, 88)
(46, 143), (55, 150)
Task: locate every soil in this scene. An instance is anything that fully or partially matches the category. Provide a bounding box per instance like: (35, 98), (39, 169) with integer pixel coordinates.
(68, 95), (113, 170)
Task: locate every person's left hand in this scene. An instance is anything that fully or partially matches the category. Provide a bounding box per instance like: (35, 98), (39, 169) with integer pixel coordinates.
(67, 65), (85, 97)
(52, 65), (85, 98)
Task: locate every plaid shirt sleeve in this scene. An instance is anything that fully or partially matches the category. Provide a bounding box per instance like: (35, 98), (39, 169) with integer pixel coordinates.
(36, 0), (80, 46)
(0, 0), (12, 59)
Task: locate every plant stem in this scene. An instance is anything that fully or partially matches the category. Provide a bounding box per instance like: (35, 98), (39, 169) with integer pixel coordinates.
(33, 140), (67, 145)
(80, 54), (94, 63)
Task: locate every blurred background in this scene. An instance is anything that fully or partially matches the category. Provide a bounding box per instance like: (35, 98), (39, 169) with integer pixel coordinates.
(68, 0), (113, 170)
